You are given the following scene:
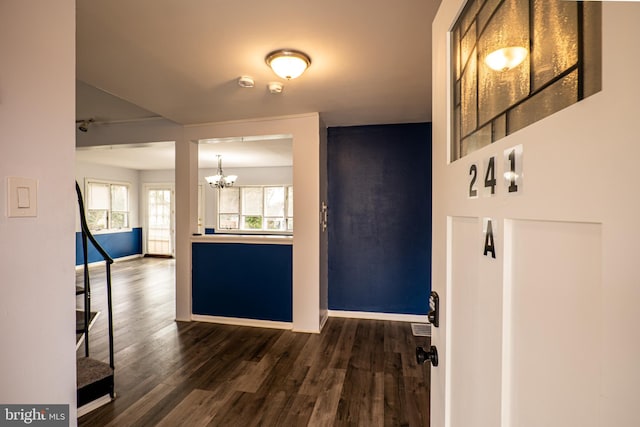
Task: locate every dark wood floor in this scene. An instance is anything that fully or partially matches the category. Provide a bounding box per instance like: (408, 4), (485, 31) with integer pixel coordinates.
(77, 257), (431, 426)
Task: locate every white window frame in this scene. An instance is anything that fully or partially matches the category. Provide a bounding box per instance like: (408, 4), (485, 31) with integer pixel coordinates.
(216, 185), (293, 235)
(85, 179), (131, 233)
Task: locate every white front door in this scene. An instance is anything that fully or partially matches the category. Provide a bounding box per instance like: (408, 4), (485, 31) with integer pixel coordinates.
(145, 184), (174, 256)
(431, 2), (640, 426)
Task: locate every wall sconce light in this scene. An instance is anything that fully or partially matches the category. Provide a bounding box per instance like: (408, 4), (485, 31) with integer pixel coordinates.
(484, 46), (528, 71)
(205, 155), (237, 189)
(265, 49), (311, 80)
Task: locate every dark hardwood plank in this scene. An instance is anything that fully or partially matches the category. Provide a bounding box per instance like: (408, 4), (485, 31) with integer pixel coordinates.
(77, 257), (431, 426)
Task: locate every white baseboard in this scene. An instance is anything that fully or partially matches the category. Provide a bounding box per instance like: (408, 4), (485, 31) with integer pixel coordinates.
(328, 310), (429, 323)
(319, 311), (329, 331)
(77, 395), (112, 418)
(191, 314), (293, 330)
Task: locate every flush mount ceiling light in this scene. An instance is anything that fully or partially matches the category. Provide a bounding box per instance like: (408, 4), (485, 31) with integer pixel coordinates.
(205, 155), (238, 189)
(484, 46), (528, 72)
(265, 49), (311, 80)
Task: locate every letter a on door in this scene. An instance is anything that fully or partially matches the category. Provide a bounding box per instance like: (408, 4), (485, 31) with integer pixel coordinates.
(484, 219), (496, 259)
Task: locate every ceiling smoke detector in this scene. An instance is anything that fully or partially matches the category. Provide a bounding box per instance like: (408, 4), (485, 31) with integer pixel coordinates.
(237, 76), (255, 88)
(268, 82), (283, 94)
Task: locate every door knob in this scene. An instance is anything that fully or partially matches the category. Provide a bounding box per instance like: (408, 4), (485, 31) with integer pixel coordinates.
(416, 345), (438, 367)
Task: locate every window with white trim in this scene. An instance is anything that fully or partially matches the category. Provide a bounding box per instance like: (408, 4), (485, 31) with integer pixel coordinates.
(85, 180), (130, 231)
(218, 185), (293, 232)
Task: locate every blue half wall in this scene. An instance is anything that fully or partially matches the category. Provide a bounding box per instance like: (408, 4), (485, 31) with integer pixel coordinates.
(192, 242), (293, 322)
(75, 228), (143, 265)
(328, 123), (432, 315)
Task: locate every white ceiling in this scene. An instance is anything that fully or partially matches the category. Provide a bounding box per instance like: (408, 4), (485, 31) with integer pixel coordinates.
(75, 0), (441, 169)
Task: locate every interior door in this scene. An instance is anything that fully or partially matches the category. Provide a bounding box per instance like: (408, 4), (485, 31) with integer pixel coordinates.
(145, 184), (174, 256)
(431, 2), (640, 427)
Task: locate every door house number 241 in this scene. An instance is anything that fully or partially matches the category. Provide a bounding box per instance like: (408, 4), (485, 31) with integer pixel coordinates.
(467, 145), (523, 259)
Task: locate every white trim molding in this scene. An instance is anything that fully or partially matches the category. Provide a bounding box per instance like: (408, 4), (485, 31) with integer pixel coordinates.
(191, 314), (293, 330)
(328, 310), (429, 323)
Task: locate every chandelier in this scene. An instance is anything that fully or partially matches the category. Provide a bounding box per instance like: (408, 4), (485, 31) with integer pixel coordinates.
(205, 155), (238, 189)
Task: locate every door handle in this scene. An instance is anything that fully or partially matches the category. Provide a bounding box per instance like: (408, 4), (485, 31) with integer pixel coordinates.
(416, 345), (438, 367)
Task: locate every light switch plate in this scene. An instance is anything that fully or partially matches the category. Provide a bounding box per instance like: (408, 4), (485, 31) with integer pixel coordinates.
(7, 177), (37, 217)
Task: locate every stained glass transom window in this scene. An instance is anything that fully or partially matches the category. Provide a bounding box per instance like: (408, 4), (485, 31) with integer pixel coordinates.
(451, 0), (602, 161)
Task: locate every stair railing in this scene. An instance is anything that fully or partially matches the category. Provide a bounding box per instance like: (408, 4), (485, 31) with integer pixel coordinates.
(76, 182), (115, 372)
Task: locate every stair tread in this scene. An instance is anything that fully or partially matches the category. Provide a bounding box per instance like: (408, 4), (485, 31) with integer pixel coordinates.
(75, 310), (99, 334)
(77, 357), (113, 389)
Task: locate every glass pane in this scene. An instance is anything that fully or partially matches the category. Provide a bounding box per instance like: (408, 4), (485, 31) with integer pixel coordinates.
(242, 188), (263, 215)
(461, 47), (477, 137)
(287, 187), (294, 218)
(477, 0), (502, 33)
(111, 212), (128, 229)
(87, 210), (107, 230)
(219, 188), (239, 213)
(88, 183), (109, 210)
(478, 0), (530, 125)
(219, 214), (239, 230)
(242, 216), (263, 230)
(453, 27), (461, 80)
(264, 187), (285, 217)
(532, 0), (577, 91)
(460, 0), (481, 36)
(266, 218), (285, 230)
(508, 70), (578, 135)
(287, 218), (293, 231)
(582, 1), (602, 99)
(492, 114), (507, 141)
(461, 123), (492, 157)
(460, 21), (477, 78)
(148, 190), (171, 227)
(111, 184), (128, 211)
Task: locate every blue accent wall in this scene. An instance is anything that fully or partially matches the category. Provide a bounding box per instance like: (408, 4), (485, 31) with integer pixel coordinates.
(75, 228), (143, 265)
(327, 123), (432, 315)
(192, 242), (293, 322)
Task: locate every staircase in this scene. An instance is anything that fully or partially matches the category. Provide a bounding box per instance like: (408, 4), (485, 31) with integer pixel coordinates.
(75, 181), (115, 415)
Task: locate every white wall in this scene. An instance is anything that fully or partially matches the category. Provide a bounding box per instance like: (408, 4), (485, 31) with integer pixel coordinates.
(139, 169), (175, 183)
(0, 0), (77, 420)
(75, 161), (142, 230)
(431, 2), (640, 426)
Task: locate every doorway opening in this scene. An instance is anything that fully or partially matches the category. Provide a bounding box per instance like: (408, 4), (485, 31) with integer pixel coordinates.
(144, 184), (174, 257)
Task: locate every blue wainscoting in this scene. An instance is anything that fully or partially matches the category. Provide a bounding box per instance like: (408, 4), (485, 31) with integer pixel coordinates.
(75, 228), (143, 265)
(192, 242), (293, 322)
(327, 123), (432, 315)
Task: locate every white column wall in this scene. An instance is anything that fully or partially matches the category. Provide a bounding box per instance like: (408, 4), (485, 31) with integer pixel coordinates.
(175, 137), (198, 321)
(0, 0), (77, 419)
(181, 114), (321, 332)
